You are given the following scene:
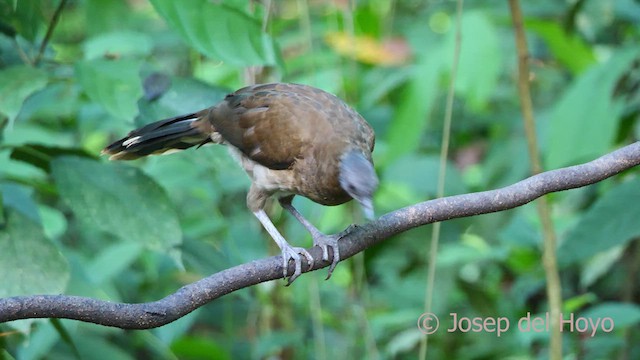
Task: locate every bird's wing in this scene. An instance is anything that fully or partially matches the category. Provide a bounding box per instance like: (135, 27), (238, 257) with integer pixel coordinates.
(208, 83), (335, 170)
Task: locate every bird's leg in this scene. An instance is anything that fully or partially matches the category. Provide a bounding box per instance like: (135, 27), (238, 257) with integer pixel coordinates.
(253, 209), (314, 285)
(278, 196), (344, 279)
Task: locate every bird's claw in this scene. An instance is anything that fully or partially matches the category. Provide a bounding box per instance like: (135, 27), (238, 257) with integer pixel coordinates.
(281, 245), (314, 285)
(281, 225), (356, 283)
(313, 233), (345, 280)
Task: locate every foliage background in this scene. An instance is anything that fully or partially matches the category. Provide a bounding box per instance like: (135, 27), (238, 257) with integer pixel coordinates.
(1, 0), (640, 359)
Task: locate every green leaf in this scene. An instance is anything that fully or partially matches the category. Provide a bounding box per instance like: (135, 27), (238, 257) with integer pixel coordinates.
(75, 59), (143, 121)
(360, 67), (412, 110)
(545, 48), (640, 169)
(387, 329), (422, 358)
(580, 302), (640, 329)
(0, 191), (3, 226)
(76, 337), (135, 360)
(580, 247), (624, 288)
(50, 319), (81, 359)
(559, 178), (640, 265)
(1, 349), (16, 360)
(438, 239), (500, 268)
(0, 120), (75, 148)
(148, 0), (276, 66)
(10, 144), (96, 173)
(383, 154), (466, 198)
(1, 183), (40, 222)
(0, 209), (69, 297)
(384, 54), (440, 162)
(527, 19), (596, 75)
(84, 31), (153, 60)
(0, 65), (48, 125)
(14, 320), (59, 359)
(170, 336), (231, 360)
(153, 310), (201, 343)
(564, 293), (598, 313)
(15, 82), (81, 122)
(38, 204), (67, 240)
(51, 156), (182, 254)
(498, 210), (540, 248)
(254, 331), (303, 359)
(4, 0), (43, 41)
(86, 241), (143, 284)
(84, 0), (132, 36)
(450, 11), (501, 110)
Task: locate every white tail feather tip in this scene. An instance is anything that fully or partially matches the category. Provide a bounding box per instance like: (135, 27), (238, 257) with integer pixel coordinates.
(123, 136), (141, 147)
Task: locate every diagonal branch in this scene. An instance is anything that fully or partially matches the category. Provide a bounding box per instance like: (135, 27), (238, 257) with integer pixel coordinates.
(34, 0), (68, 66)
(1, 142), (640, 329)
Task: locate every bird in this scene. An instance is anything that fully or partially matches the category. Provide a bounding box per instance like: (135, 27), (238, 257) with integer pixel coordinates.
(102, 82), (378, 284)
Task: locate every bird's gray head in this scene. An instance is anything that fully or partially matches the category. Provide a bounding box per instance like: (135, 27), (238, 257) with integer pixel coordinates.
(339, 150), (378, 220)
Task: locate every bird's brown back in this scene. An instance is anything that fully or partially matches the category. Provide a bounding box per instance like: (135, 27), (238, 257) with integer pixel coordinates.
(205, 83), (375, 205)
(207, 83), (374, 169)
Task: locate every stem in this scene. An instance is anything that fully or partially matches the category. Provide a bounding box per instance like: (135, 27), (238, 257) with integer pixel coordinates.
(508, 1), (563, 359)
(419, 0), (464, 358)
(34, 0), (67, 66)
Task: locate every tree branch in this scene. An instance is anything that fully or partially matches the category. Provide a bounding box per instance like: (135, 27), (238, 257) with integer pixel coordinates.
(1, 142), (640, 329)
(33, 0), (67, 66)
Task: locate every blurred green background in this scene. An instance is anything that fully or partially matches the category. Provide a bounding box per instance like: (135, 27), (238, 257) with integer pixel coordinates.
(1, 0), (640, 359)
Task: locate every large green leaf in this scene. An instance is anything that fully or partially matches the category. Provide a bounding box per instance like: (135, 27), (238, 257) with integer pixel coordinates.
(383, 154), (466, 198)
(558, 177), (640, 265)
(580, 302), (640, 329)
(0, 210), (69, 297)
(84, 0), (133, 36)
(384, 11), (500, 162)
(83, 31), (153, 60)
(2, 0), (43, 41)
(450, 11), (501, 110)
(545, 48), (640, 169)
(15, 82), (81, 123)
(149, 0), (276, 66)
(10, 144), (95, 173)
(86, 241), (144, 284)
(51, 156), (182, 253)
(0, 65), (48, 125)
(170, 336), (232, 360)
(384, 54), (440, 163)
(75, 59), (143, 121)
(527, 19), (596, 75)
(1, 183), (40, 222)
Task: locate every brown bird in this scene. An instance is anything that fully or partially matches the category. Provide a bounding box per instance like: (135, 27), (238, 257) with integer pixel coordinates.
(103, 83), (377, 284)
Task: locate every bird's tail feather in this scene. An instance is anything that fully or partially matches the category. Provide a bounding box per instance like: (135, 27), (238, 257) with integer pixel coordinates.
(102, 113), (212, 160)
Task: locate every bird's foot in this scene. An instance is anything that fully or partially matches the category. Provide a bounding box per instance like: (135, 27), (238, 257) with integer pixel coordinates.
(313, 224), (356, 280)
(281, 245), (314, 286)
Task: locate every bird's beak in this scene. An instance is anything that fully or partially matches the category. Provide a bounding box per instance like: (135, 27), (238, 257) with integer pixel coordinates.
(358, 197), (375, 221)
